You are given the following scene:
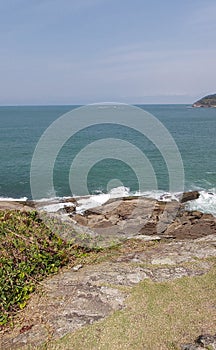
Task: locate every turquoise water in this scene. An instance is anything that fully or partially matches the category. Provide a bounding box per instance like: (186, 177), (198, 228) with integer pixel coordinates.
(0, 104), (215, 199)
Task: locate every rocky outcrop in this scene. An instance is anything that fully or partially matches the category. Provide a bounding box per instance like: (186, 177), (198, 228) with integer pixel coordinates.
(180, 190), (199, 203)
(71, 196), (215, 243)
(1, 191), (214, 247)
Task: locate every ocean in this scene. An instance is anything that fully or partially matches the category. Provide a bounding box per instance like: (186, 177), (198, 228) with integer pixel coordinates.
(0, 104), (215, 215)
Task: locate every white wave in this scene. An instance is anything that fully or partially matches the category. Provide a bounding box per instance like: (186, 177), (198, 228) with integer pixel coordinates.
(76, 194), (110, 214)
(76, 186), (130, 214)
(41, 202), (74, 213)
(34, 196), (63, 203)
(134, 190), (180, 202)
(3, 187), (215, 218)
(109, 186), (130, 197)
(0, 196), (28, 202)
(46, 188), (181, 214)
(75, 187), (216, 217)
(186, 189), (216, 216)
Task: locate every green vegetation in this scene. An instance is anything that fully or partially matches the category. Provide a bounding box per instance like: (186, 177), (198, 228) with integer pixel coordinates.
(0, 210), (100, 327)
(193, 93), (216, 107)
(0, 210), (155, 328)
(47, 262), (216, 350)
(1, 209), (216, 349)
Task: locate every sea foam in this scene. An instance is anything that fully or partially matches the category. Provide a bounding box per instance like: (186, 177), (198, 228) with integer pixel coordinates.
(0, 197), (28, 202)
(186, 189), (216, 216)
(1, 187), (215, 217)
(76, 186), (130, 213)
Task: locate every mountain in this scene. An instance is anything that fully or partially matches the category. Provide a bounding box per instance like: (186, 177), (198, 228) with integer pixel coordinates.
(193, 93), (216, 107)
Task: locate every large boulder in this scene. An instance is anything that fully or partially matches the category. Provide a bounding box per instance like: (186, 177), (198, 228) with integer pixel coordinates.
(180, 191), (200, 203)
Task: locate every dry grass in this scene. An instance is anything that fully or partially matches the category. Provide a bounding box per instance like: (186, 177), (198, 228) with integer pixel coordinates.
(44, 261), (216, 350)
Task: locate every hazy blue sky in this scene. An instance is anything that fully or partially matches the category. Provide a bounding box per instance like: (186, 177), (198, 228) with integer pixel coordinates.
(1, 0), (216, 104)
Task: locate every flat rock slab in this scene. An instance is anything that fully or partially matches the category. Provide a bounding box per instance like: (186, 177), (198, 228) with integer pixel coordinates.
(1, 234), (216, 350)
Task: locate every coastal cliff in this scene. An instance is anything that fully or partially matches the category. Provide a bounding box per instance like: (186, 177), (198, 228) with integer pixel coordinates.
(193, 93), (216, 107)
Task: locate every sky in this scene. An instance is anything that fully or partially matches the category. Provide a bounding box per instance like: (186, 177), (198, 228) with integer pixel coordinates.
(0, 0), (216, 105)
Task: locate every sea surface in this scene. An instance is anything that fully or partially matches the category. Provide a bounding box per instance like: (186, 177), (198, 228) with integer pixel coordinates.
(0, 104), (215, 215)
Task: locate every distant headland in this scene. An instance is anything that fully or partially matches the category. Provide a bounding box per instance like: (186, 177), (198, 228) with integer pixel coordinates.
(192, 93), (216, 108)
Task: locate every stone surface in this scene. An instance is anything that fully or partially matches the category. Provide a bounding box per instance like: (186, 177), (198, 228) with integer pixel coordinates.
(70, 196), (215, 245)
(0, 201), (33, 211)
(181, 333), (216, 350)
(1, 233), (216, 349)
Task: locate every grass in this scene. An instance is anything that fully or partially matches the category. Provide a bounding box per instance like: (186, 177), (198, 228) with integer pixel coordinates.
(0, 210), (146, 329)
(0, 210), (105, 327)
(45, 262), (216, 350)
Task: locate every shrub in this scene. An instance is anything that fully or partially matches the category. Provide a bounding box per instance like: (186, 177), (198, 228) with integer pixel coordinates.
(0, 210), (72, 326)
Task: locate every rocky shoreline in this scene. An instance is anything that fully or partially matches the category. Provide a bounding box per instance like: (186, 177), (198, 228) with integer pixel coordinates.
(1, 190), (214, 245)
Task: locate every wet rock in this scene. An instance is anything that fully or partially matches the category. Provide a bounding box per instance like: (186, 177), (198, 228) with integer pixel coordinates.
(63, 205), (76, 214)
(63, 197), (77, 204)
(180, 191), (200, 203)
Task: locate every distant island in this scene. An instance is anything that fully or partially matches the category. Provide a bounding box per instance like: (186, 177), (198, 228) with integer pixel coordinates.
(192, 93), (216, 107)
